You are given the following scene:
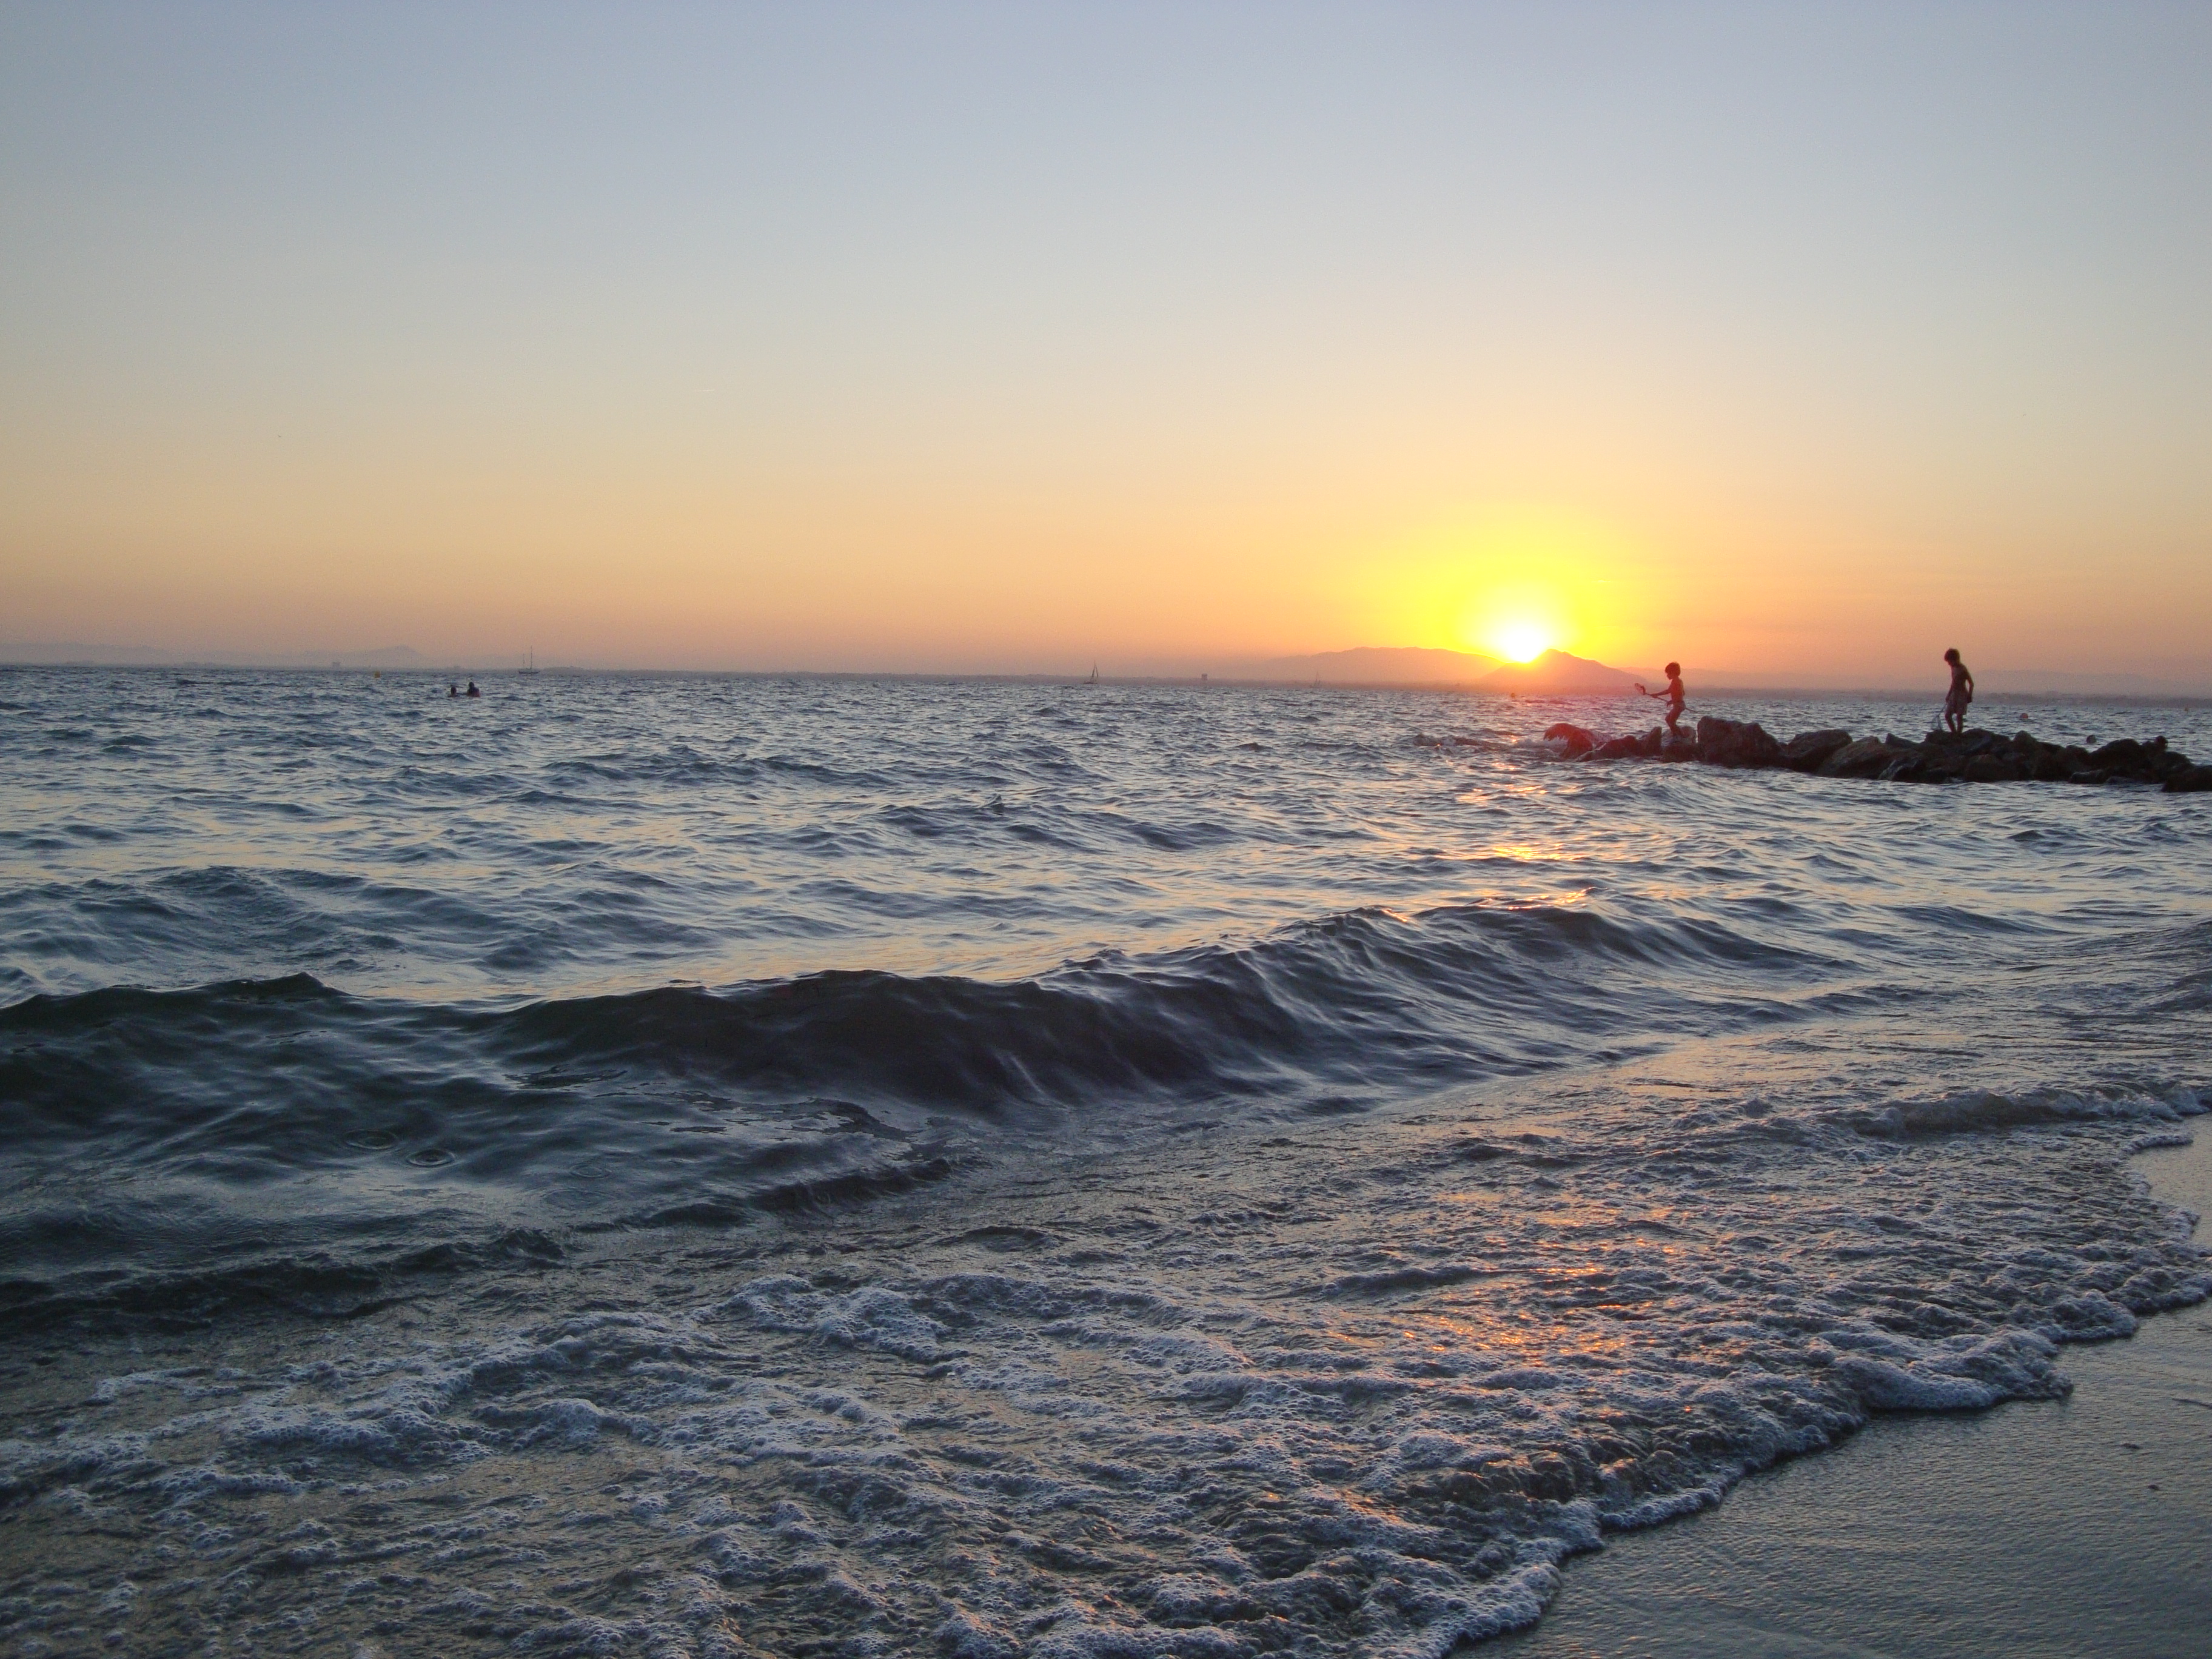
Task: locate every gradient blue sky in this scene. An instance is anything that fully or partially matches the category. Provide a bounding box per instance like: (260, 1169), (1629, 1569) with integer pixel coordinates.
(4, 2), (2208, 683)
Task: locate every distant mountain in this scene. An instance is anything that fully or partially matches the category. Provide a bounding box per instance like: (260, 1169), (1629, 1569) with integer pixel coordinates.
(1242, 646), (1502, 685)
(1477, 648), (1644, 695)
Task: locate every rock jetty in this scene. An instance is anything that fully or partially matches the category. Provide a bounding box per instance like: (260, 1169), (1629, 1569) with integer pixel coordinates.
(1541, 717), (2212, 793)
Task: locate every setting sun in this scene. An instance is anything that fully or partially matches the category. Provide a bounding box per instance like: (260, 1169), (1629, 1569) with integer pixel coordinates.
(1459, 575), (1574, 664)
(1493, 622), (1554, 663)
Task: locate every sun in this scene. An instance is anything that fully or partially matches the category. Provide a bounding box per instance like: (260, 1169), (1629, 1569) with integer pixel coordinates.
(1493, 620), (1553, 663)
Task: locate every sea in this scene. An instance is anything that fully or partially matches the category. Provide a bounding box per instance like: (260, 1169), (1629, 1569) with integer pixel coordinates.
(2, 667), (2208, 1658)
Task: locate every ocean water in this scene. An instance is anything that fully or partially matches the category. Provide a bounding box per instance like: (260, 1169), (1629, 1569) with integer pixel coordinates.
(2, 667), (2208, 1658)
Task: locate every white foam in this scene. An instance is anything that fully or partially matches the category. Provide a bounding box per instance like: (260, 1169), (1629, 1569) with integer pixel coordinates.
(720, 1277), (948, 1361)
(7, 1064), (2206, 1658)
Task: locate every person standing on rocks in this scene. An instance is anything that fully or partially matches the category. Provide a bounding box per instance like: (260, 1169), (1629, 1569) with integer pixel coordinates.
(1942, 648), (1974, 736)
(1638, 662), (1687, 736)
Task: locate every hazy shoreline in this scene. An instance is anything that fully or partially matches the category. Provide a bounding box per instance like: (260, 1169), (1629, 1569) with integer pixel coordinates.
(4, 659), (2210, 706)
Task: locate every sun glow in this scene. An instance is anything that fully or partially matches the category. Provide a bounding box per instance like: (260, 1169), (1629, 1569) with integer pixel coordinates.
(1492, 621), (1554, 663)
(1367, 508), (1630, 668)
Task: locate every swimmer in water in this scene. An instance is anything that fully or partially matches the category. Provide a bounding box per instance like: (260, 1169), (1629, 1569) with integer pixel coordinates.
(1637, 662), (1687, 735)
(1942, 648), (1972, 736)
(466, 680), (480, 699)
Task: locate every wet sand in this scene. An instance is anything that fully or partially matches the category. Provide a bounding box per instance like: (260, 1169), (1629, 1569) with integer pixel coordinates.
(1495, 1133), (2212, 1658)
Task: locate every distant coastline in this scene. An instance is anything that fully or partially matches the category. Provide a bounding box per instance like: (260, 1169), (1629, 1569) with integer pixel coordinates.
(4, 646), (2209, 703)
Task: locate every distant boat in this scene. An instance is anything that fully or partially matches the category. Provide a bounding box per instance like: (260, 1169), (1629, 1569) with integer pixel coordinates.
(1086, 663), (1099, 684)
(518, 648), (540, 676)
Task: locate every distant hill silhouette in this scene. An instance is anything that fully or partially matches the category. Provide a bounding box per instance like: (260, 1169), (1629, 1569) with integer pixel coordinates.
(1243, 646), (1501, 685)
(1478, 648), (1643, 695)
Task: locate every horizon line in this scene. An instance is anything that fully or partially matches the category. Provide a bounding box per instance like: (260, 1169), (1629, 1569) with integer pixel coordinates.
(5, 655), (2210, 705)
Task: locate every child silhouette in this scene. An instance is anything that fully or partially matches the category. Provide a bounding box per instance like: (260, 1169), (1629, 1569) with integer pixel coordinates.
(1637, 662), (1686, 735)
(1942, 649), (1973, 736)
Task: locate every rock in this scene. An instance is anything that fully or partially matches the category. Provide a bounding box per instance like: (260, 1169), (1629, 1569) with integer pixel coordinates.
(2002, 734), (2051, 777)
(1543, 722), (1596, 757)
(2079, 737), (2185, 785)
(1694, 716), (1783, 769)
(1879, 750), (1929, 783)
(2090, 738), (2148, 773)
(2034, 745), (2094, 782)
(1554, 716), (2193, 796)
(1779, 729), (1852, 772)
(1963, 754), (2022, 783)
(1820, 736), (1905, 779)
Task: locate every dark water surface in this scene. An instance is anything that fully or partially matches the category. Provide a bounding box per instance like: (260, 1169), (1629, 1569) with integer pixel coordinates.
(2, 669), (2208, 1657)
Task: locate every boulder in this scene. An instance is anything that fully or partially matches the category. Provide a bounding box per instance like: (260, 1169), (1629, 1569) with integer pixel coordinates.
(1963, 754), (2022, 783)
(1694, 716), (1783, 769)
(2090, 738), (2148, 773)
(2033, 745), (2094, 782)
(1544, 714), (2196, 794)
(2083, 738), (2187, 784)
(1779, 729), (1852, 772)
(1879, 749), (1930, 783)
(1543, 722), (1597, 757)
(1820, 736), (1905, 779)
(1920, 729), (1987, 758)
(2006, 733), (2049, 775)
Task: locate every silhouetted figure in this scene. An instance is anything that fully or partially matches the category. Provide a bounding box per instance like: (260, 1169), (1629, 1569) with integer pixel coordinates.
(448, 682), (458, 698)
(466, 680), (481, 699)
(1637, 662), (1686, 736)
(1942, 649), (1973, 736)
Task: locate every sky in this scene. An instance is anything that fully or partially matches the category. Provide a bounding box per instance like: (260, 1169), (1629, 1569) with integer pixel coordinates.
(3, 2), (2210, 686)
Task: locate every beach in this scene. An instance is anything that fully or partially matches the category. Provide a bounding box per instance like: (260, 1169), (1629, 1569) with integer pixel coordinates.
(1501, 1133), (2212, 1658)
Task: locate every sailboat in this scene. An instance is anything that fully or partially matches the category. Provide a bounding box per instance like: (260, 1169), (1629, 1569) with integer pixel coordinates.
(518, 648), (540, 677)
(1086, 663), (1099, 685)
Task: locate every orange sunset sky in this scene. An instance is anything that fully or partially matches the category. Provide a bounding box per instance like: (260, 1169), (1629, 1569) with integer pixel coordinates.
(4, 4), (2209, 689)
